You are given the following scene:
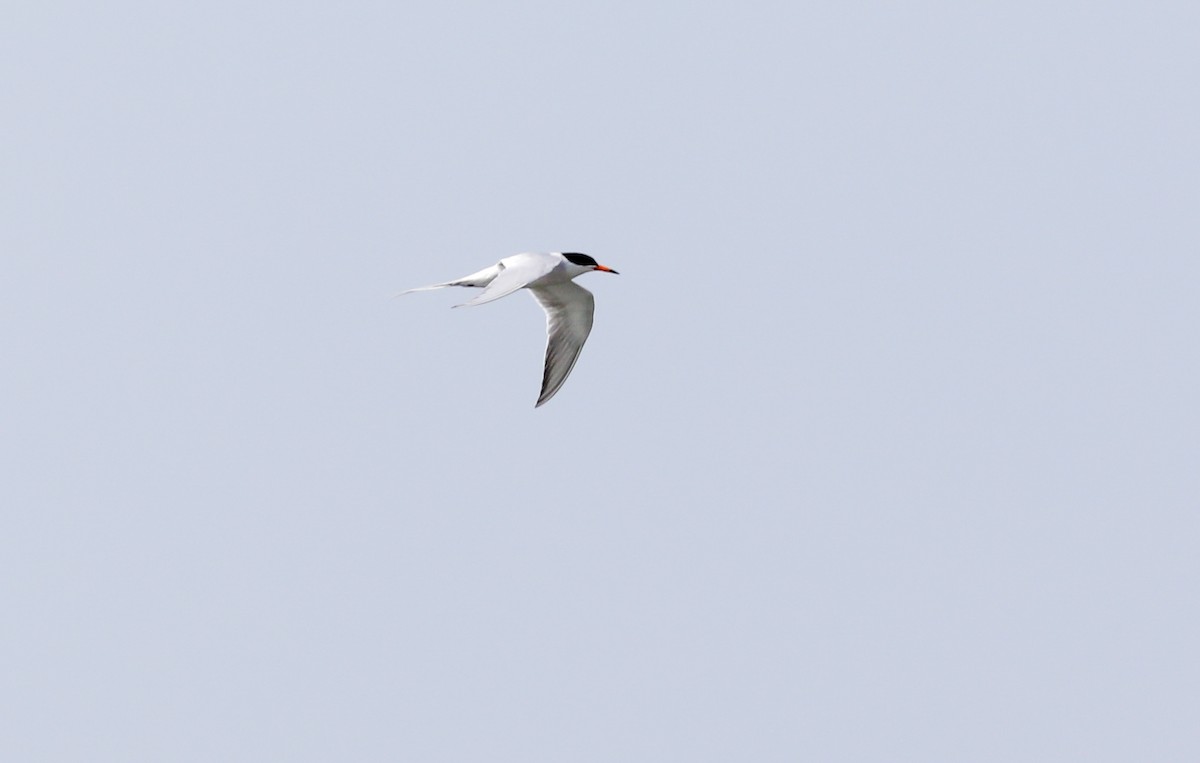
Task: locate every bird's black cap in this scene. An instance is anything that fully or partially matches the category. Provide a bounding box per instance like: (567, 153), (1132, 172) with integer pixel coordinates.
(562, 252), (597, 267)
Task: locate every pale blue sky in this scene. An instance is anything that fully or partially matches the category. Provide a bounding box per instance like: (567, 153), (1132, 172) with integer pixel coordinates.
(2, 1), (1198, 760)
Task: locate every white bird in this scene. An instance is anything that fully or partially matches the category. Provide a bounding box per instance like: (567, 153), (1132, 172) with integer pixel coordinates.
(398, 252), (620, 407)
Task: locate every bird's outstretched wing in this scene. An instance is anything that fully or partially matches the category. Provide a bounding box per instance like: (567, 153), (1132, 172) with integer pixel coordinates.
(529, 281), (595, 407)
(454, 254), (558, 308)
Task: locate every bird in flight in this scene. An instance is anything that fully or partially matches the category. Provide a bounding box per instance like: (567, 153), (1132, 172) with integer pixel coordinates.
(398, 252), (620, 407)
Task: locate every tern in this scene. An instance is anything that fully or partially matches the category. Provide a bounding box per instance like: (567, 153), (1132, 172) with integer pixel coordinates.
(399, 252), (620, 407)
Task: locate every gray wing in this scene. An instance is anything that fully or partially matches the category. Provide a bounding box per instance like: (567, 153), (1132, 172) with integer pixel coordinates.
(529, 281), (595, 407)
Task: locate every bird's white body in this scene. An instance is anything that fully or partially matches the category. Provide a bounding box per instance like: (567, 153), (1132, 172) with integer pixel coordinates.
(399, 252), (619, 407)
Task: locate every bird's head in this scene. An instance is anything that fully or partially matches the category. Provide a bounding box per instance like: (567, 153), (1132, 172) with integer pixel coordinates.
(562, 252), (619, 275)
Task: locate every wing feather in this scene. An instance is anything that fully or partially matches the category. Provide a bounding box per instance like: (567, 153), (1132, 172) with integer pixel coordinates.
(454, 254), (558, 308)
(529, 281), (595, 407)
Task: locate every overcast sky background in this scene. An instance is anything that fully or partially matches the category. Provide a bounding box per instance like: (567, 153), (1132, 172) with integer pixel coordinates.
(2, 1), (1198, 760)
